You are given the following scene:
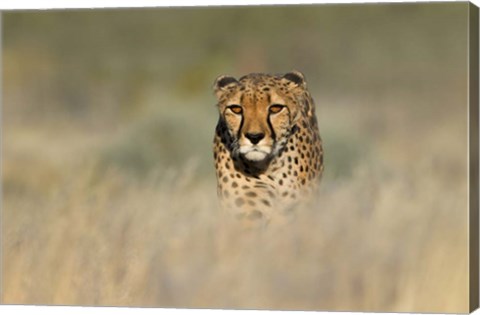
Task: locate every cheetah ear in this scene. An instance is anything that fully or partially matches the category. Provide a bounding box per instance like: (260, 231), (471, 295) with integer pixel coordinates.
(213, 75), (239, 99)
(282, 71), (306, 89)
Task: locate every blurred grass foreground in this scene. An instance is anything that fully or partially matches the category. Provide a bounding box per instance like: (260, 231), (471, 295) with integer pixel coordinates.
(2, 3), (472, 312)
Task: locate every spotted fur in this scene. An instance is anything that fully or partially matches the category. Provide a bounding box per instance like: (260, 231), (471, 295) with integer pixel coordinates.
(213, 71), (323, 227)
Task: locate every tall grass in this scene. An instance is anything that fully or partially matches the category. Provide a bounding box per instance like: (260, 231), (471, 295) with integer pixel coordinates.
(2, 98), (468, 312)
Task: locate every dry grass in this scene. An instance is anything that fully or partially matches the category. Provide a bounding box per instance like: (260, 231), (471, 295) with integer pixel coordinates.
(2, 98), (469, 312)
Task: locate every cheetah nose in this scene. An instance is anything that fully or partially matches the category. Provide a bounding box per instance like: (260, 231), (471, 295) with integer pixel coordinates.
(245, 133), (265, 145)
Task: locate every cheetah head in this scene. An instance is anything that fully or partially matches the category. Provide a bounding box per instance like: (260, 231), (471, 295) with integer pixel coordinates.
(214, 71), (307, 163)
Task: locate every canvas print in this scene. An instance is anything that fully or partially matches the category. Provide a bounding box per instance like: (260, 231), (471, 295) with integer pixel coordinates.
(2, 2), (479, 313)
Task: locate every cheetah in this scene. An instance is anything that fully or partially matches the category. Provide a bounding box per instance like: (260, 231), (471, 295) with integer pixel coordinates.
(213, 71), (323, 227)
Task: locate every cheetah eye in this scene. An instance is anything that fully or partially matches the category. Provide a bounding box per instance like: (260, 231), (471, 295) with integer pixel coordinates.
(269, 104), (285, 114)
(227, 105), (243, 115)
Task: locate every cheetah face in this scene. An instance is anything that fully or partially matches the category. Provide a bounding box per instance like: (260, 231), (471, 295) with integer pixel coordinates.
(214, 72), (306, 163)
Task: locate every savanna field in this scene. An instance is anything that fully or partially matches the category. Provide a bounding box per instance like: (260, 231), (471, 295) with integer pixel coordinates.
(2, 3), (471, 312)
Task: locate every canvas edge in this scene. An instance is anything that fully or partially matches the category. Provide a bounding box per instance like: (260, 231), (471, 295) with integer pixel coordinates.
(0, 11), (4, 306)
(469, 1), (480, 313)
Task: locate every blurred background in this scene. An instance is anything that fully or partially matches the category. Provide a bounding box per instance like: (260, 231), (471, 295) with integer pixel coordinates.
(2, 3), (471, 312)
